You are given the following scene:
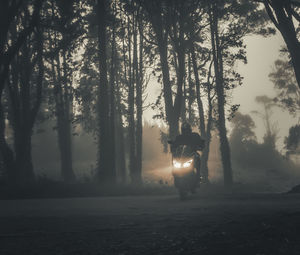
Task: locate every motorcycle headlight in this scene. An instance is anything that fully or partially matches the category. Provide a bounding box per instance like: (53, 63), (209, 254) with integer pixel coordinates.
(183, 159), (193, 168)
(173, 160), (181, 168)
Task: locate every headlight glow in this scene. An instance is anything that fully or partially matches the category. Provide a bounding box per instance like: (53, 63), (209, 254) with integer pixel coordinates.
(183, 159), (193, 168)
(173, 160), (181, 168)
(173, 159), (193, 168)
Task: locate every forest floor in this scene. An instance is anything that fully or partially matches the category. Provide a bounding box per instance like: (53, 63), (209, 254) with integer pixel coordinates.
(0, 189), (300, 255)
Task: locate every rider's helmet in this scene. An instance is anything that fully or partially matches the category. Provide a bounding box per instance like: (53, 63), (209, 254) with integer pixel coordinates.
(181, 122), (192, 135)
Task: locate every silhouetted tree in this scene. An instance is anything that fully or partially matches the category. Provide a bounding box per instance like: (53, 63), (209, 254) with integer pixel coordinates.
(261, 0), (300, 89)
(208, 0), (267, 186)
(209, 2), (233, 186)
(126, 3), (137, 184)
(269, 58), (300, 116)
(135, 9), (145, 184)
(45, 0), (83, 182)
(96, 0), (116, 183)
(230, 111), (298, 184)
(140, 0), (205, 140)
(197, 60), (216, 182)
(6, 21), (44, 183)
(254, 95), (278, 150)
(122, 1), (148, 184)
(78, 0), (129, 183)
(230, 112), (257, 168)
(285, 124), (300, 157)
(0, 0), (42, 183)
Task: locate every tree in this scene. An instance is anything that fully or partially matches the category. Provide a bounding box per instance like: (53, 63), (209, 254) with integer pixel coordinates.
(209, 2), (234, 186)
(109, 0), (117, 184)
(96, 0), (116, 183)
(78, 0), (131, 183)
(121, 1), (148, 184)
(208, 0), (267, 186)
(269, 58), (300, 117)
(45, 0), (83, 182)
(5, 19), (44, 183)
(261, 0), (300, 89)
(135, 16), (144, 184)
(254, 95), (278, 149)
(229, 111), (291, 178)
(140, 0), (205, 140)
(195, 60), (216, 182)
(126, 3), (138, 184)
(0, 0), (42, 183)
(285, 124), (300, 157)
(230, 111), (257, 168)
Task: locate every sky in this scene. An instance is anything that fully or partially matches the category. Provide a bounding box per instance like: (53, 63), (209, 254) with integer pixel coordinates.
(233, 34), (298, 151)
(144, 33), (299, 152)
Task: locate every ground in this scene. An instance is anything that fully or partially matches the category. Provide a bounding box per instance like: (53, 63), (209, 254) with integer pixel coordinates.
(1, 191), (300, 255)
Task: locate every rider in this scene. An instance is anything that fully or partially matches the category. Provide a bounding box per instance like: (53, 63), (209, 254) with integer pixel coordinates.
(172, 122), (205, 181)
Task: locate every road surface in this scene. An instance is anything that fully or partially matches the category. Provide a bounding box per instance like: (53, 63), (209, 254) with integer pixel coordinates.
(1, 192), (300, 254)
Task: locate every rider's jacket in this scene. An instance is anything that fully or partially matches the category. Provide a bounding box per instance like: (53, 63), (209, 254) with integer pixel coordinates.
(173, 132), (205, 152)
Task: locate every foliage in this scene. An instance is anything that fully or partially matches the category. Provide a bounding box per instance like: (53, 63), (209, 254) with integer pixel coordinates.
(261, 0), (300, 89)
(269, 58), (300, 116)
(1, 0), (299, 186)
(285, 124), (300, 155)
(254, 95), (279, 150)
(230, 112), (298, 185)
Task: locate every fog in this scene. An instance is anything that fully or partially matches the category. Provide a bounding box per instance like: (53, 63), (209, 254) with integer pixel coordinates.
(2, 1), (300, 254)
(31, 116), (299, 192)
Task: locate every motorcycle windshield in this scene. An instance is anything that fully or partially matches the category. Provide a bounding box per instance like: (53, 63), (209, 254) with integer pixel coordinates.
(173, 145), (194, 158)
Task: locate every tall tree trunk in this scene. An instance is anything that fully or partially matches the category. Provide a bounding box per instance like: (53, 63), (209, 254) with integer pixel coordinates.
(60, 100), (74, 182)
(152, 16), (178, 139)
(191, 45), (206, 137)
(201, 80), (213, 183)
(174, 46), (185, 126)
(0, 99), (16, 182)
(53, 50), (75, 183)
(61, 52), (75, 182)
(7, 23), (44, 184)
(109, 2), (117, 184)
(210, 5), (233, 186)
(187, 53), (193, 123)
(48, 4), (75, 183)
(55, 89), (74, 183)
(119, 23), (129, 183)
(127, 14), (136, 183)
(115, 72), (126, 183)
(14, 127), (34, 183)
(135, 17), (143, 185)
(181, 69), (187, 122)
(58, 119), (74, 182)
(0, 0), (42, 184)
(96, 0), (112, 183)
(157, 40), (178, 139)
(191, 46), (210, 181)
(11, 42), (36, 183)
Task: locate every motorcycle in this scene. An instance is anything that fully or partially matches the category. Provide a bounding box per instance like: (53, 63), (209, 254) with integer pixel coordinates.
(168, 142), (201, 200)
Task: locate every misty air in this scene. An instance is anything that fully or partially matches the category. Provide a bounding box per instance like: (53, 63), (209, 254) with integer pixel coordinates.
(0, 0), (300, 254)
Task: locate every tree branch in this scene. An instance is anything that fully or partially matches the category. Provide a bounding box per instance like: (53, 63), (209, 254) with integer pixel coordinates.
(4, 0), (41, 62)
(263, 0), (280, 30)
(290, 6), (300, 23)
(30, 27), (44, 128)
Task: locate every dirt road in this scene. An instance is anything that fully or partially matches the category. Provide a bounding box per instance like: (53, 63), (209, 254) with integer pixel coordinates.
(1, 192), (300, 254)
